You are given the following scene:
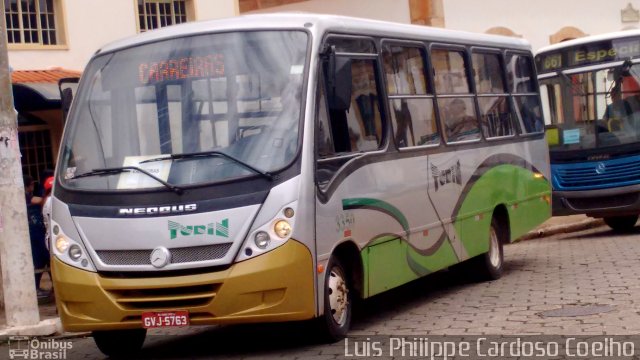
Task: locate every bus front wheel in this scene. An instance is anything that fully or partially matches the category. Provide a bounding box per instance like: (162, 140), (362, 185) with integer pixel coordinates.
(317, 257), (352, 342)
(604, 215), (638, 232)
(93, 329), (146, 357)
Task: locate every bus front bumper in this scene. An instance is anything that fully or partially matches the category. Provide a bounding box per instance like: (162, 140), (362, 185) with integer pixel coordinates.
(553, 183), (640, 217)
(52, 240), (315, 332)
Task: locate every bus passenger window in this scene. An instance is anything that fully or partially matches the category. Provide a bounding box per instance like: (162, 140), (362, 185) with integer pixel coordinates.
(317, 54), (384, 186)
(514, 96), (544, 133)
(382, 43), (439, 148)
(439, 97), (480, 141)
(472, 51), (515, 138)
(432, 48), (481, 143)
(478, 97), (514, 138)
(324, 59), (383, 154)
(507, 53), (544, 134)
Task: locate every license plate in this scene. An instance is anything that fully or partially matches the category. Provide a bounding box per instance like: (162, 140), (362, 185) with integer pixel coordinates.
(141, 311), (189, 328)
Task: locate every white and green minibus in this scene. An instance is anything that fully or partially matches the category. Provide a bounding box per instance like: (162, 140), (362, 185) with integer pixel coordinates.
(50, 13), (551, 356)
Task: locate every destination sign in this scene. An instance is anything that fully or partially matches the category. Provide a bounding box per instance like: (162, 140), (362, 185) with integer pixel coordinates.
(138, 54), (225, 84)
(536, 36), (640, 73)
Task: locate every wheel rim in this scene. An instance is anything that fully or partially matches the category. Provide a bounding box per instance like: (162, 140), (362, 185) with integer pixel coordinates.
(328, 266), (349, 326)
(489, 226), (501, 269)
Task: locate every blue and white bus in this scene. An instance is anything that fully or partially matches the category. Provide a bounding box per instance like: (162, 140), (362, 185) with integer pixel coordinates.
(536, 30), (640, 231)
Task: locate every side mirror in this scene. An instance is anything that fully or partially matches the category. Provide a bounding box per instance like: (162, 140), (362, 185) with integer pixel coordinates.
(326, 50), (352, 111)
(58, 77), (79, 123)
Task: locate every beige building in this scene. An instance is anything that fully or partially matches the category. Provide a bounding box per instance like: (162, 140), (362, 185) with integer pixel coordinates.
(8, 0), (640, 72)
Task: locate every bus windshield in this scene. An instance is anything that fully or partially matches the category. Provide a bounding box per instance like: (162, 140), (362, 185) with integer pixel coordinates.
(540, 62), (640, 152)
(60, 30), (308, 191)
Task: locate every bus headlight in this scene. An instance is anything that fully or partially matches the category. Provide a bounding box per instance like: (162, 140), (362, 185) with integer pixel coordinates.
(55, 235), (70, 253)
(50, 220), (96, 272)
(254, 231), (271, 249)
(68, 245), (83, 261)
(236, 202), (297, 262)
(274, 220), (292, 238)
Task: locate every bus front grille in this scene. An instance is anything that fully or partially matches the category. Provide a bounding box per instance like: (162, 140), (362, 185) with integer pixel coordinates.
(553, 156), (640, 191)
(96, 243), (233, 266)
(106, 284), (219, 310)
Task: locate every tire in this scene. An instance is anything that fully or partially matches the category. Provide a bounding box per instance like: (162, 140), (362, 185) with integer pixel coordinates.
(317, 257), (352, 342)
(604, 215), (638, 232)
(93, 329), (146, 357)
(468, 216), (504, 281)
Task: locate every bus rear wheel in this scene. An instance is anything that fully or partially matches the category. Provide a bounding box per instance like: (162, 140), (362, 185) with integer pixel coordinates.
(467, 217), (504, 281)
(93, 329), (146, 357)
(317, 257), (352, 342)
(604, 215), (638, 232)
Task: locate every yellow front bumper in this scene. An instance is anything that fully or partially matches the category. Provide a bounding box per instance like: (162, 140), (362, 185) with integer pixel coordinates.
(52, 240), (316, 332)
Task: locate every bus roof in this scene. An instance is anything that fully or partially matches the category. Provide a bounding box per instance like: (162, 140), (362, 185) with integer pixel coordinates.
(537, 29), (640, 55)
(97, 13), (531, 54)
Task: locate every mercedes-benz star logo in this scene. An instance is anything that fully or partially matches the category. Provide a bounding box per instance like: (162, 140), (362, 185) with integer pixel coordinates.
(595, 162), (606, 175)
(150, 247), (171, 268)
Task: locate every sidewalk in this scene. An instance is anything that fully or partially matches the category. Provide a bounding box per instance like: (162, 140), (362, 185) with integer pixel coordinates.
(0, 215), (605, 338)
(0, 272), (66, 337)
(519, 214), (604, 241)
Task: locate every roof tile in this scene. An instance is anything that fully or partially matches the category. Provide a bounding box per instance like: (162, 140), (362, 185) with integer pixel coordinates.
(11, 68), (81, 84)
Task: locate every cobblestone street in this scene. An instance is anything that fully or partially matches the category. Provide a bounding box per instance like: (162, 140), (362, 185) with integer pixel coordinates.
(4, 223), (640, 359)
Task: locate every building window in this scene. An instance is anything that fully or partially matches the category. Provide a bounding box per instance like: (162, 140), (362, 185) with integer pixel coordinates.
(19, 127), (54, 184)
(4, 0), (60, 45)
(137, 0), (188, 32)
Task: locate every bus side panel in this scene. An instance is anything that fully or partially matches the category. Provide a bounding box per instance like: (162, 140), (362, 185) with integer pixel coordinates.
(507, 141), (553, 241)
(315, 156), (444, 299)
(362, 233), (459, 296)
(455, 163), (551, 255)
(316, 140), (550, 299)
(429, 142), (551, 260)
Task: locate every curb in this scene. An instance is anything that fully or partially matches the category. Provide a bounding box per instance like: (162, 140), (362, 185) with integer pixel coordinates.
(520, 218), (605, 241)
(48, 330), (91, 340)
(0, 317), (90, 343)
(0, 318), (61, 337)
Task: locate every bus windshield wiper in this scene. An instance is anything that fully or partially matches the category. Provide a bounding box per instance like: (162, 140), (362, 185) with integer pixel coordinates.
(139, 150), (273, 180)
(71, 167), (185, 195)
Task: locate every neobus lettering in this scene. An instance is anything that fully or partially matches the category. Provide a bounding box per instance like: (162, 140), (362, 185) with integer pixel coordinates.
(118, 204), (197, 215)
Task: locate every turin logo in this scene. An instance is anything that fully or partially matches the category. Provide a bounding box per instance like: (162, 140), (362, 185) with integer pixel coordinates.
(168, 219), (229, 240)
